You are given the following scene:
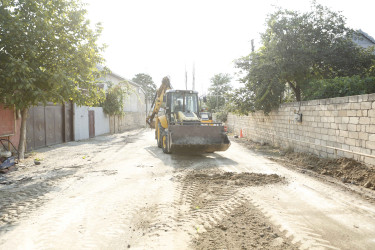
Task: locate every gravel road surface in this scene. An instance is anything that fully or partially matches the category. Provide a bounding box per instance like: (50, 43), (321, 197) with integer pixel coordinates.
(0, 129), (375, 249)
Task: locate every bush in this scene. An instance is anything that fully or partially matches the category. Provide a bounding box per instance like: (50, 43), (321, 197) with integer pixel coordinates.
(304, 76), (375, 100)
(215, 111), (228, 122)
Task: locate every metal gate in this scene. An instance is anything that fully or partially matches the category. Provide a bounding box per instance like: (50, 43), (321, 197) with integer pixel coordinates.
(26, 102), (73, 151)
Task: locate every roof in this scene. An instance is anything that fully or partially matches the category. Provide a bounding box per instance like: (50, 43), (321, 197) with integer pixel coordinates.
(358, 30), (375, 44)
(166, 89), (198, 94)
(97, 65), (145, 94)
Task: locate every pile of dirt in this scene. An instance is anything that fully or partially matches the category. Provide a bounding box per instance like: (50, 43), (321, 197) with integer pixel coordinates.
(185, 171), (282, 187)
(192, 202), (298, 250)
(183, 170), (284, 210)
(180, 170), (295, 249)
(283, 152), (375, 189)
(236, 138), (375, 190)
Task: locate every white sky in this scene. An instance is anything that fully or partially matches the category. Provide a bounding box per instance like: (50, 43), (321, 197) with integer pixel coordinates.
(84, 0), (375, 94)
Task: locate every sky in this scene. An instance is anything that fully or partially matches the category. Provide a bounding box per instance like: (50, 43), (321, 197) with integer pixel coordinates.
(84, 0), (375, 94)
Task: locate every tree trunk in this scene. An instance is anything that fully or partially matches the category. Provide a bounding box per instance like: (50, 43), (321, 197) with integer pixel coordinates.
(287, 81), (301, 102)
(18, 108), (28, 160)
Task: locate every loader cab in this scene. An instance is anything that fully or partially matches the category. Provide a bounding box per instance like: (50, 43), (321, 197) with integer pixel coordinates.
(164, 90), (199, 124)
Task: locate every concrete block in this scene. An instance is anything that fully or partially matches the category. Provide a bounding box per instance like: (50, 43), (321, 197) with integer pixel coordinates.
(350, 103), (361, 110)
(348, 132), (359, 139)
(367, 125), (375, 133)
(332, 96), (349, 104)
(368, 93), (375, 101)
(369, 134), (375, 141)
(349, 95), (359, 103)
(347, 110), (357, 117)
(359, 132), (369, 140)
(358, 94), (369, 102)
(361, 102), (372, 109)
(341, 117), (349, 123)
(340, 130), (349, 137)
(359, 117), (370, 125)
(366, 140), (375, 150)
(339, 124), (348, 130)
(348, 124), (357, 131)
(349, 117), (359, 124)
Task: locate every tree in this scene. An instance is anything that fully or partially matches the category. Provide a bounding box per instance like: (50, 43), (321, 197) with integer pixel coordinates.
(206, 73), (232, 112)
(132, 73), (156, 103)
(102, 81), (131, 116)
(235, 2), (375, 113)
(0, 0), (106, 159)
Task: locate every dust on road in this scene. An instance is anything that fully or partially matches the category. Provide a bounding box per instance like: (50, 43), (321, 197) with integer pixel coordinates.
(0, 129), (375, 249)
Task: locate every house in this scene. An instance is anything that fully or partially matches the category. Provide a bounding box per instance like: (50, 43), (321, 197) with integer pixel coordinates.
(73, 68), (146, 141)
(98, 69), (147, 134)
(354, 30), (375, 50)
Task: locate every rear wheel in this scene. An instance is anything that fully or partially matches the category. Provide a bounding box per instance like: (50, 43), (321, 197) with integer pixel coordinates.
(157, 123), (163, 148)
(162, 132), (171, 154)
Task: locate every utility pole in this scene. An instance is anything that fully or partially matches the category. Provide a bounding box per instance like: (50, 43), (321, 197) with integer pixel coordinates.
(192, 63), (195, 91)
(185, 65), (188, 90)
(251, 39), (255, 52)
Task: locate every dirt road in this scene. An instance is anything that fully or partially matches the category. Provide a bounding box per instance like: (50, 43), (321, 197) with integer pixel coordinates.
(1, 129), (375, 249)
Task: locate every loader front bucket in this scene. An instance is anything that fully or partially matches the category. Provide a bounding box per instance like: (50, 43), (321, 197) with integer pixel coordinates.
(168, 125), (230, 153)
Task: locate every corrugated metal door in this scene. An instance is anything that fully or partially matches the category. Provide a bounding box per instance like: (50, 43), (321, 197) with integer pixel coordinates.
(26, 102), (73, 151)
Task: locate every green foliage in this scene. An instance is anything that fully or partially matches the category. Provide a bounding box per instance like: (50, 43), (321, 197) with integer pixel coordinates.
(0, 0), (106, 110)
(206, 73), (232, 112)
(102, 82), (131, 115)
(304, 76), (375, 100)
(234, 1), (375, 114)
(215, 110), (228, 123)
(132, 73), (156, 102)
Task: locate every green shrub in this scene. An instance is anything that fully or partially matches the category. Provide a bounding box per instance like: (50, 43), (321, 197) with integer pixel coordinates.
(304, 76), (375, 100)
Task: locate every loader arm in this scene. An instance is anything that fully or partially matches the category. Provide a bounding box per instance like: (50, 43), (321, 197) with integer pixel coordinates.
(146, 76), (172, 127)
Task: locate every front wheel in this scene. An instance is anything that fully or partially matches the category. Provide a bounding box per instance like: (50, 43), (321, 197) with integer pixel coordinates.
(162, 133), (171, 154)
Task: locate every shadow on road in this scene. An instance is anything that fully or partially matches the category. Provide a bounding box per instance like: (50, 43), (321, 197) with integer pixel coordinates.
(144, 145), (238, 169)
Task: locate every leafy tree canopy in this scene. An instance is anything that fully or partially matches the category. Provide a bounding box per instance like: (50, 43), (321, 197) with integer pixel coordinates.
(0, 0), (106, 110)
(132, 73), (156, 102)
(234, 1), (375, 113)
(0, 0), (106, 158)
(206, 73), (232, 112)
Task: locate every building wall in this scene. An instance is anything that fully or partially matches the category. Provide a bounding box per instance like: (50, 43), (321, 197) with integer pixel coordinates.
(74, 105), (110, 141)
(0, 105), (20, 150)
(109, 112), (146, 134)
(227, 93), (375, 166)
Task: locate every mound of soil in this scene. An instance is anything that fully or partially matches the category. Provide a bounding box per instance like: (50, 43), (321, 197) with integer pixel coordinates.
(192, 202), (298, 250)
(284, 152), (375, 189)
(236, 138), (375, 190)
(185, 171), (283, 187)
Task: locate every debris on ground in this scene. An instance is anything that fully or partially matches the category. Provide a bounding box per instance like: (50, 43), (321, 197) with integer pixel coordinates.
(184, 170), (296, 249)
(235, 138), (375, 191)
(192, 202), (298, 250)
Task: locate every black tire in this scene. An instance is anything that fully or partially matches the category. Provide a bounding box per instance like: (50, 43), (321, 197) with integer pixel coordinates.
(157, 123), (163, 148)
(162, 132), (171, 154)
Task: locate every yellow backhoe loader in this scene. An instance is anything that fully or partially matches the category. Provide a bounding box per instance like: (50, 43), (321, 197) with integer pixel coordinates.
(146, 77), (230, 154)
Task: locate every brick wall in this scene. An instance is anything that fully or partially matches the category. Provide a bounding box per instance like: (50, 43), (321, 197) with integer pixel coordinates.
(227, 93), (375, 166)
(0, 105), (21, 150)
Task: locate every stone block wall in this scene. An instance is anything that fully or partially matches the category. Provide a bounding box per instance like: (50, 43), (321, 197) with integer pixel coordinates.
(109, 112), (146, 134)
(227, 93), (375, 166)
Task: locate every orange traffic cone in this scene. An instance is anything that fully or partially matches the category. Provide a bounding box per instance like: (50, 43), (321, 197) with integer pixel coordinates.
(240, 129), (243, 138)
